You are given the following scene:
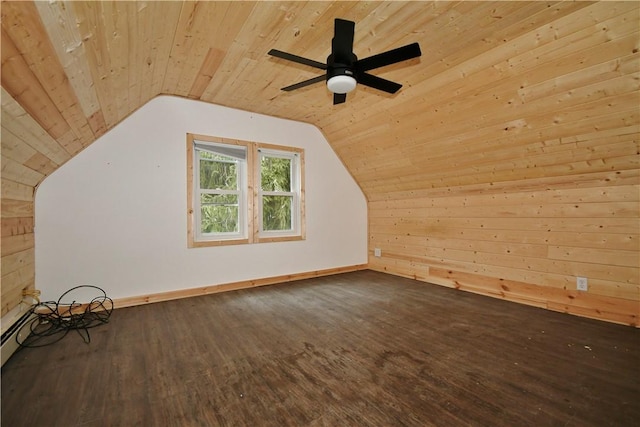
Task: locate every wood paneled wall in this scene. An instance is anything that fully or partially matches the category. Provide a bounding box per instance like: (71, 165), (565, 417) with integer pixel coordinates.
(365, 2), (639, 326)
(368, 170), (639, 326)
(1, 90), (45, 315)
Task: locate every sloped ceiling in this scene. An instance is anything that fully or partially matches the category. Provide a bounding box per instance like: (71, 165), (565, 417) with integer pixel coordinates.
(3, 1), (637, 198)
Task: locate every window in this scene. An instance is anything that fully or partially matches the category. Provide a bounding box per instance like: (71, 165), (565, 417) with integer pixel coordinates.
(194, 141), (248, 241)
(187, 134), (304, 247)
(258, 148), (301, 237)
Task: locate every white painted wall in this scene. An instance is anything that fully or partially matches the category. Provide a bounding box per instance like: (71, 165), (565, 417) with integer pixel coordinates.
(35, 96), (367, 301)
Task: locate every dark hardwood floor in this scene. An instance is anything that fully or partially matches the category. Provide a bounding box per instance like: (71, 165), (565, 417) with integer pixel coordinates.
(2, 270), (639, 426)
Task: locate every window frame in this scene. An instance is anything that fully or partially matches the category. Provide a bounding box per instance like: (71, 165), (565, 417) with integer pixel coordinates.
(194, 141), (248, 242)
(187, 134), (305, 248)
(254, 143), (305, 243)
(188, 134), (252, 247)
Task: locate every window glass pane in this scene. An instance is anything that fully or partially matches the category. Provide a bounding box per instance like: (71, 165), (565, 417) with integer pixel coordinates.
(199, 155), (238, 190)
(261, 156), (291, 191)
(201, 194), (239, 233)
(262, 195), (292, 231)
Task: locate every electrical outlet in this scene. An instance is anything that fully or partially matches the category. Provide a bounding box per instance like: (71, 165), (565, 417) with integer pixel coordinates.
(374, 248), (382, 257)
(576, 277), (588, 291)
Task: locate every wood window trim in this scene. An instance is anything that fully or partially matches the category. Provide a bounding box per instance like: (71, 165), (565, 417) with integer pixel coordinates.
(187, 133), (305, 248)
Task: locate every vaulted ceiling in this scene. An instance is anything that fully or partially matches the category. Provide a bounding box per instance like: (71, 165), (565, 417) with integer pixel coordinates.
(3, 1), (637, 199)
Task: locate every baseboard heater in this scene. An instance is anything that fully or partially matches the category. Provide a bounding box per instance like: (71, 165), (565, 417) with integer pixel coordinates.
(1, 311), (36, 367)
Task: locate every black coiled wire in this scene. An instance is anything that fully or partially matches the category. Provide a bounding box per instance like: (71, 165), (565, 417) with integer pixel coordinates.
(17, 285), (113, 348)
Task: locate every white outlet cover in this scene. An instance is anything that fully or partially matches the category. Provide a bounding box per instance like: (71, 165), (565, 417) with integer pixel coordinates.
(577, 277), (588, 291)
(374, 248), (381, 257)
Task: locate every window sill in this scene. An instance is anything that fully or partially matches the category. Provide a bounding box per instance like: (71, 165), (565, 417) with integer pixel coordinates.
(188, 238), (250, 248)
(255, 234), (305, 244)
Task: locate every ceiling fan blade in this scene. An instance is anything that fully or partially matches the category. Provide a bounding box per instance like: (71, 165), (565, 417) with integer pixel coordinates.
(332, 19), (355, 63)
(356, 42), (421, 72)
(333, 93), (347, 105)
(268, 49), (327, 70)
(358, 73), (402, 94)
(281, 75), (326, 91)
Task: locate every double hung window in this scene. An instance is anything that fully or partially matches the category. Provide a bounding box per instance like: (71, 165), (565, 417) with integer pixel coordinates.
(187, 134), (304, 247)
(194, 141), (247, 241)
(258, 148), (301, 237)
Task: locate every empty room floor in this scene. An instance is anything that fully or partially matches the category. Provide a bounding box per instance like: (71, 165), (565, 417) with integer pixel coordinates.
(2, 270), (639, 426)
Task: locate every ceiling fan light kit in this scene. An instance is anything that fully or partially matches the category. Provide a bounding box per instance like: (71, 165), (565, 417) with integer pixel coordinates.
(327, 75), (357, 94)
(268, 18), (421, 104)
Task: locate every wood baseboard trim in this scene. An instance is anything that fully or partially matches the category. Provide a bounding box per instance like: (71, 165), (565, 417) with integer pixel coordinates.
(369, 266), (639, 327)
(113, 264), (368, 309)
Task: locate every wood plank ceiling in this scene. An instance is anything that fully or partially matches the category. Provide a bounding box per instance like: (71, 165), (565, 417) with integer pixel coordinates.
(1, 1), (639, 322)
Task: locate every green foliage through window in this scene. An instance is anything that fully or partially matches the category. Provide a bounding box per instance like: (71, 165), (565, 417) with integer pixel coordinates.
(261, 156), (291, 191)
(197, 149), (242, 235)
(200, 194), (239, 233)
(263, 195), (292, 231)
(260, 154), (294, 232)
(199, 153), (238, 190)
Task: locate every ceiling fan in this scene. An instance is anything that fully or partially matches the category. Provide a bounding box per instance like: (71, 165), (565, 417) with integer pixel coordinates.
(268, 18), (422, 105)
